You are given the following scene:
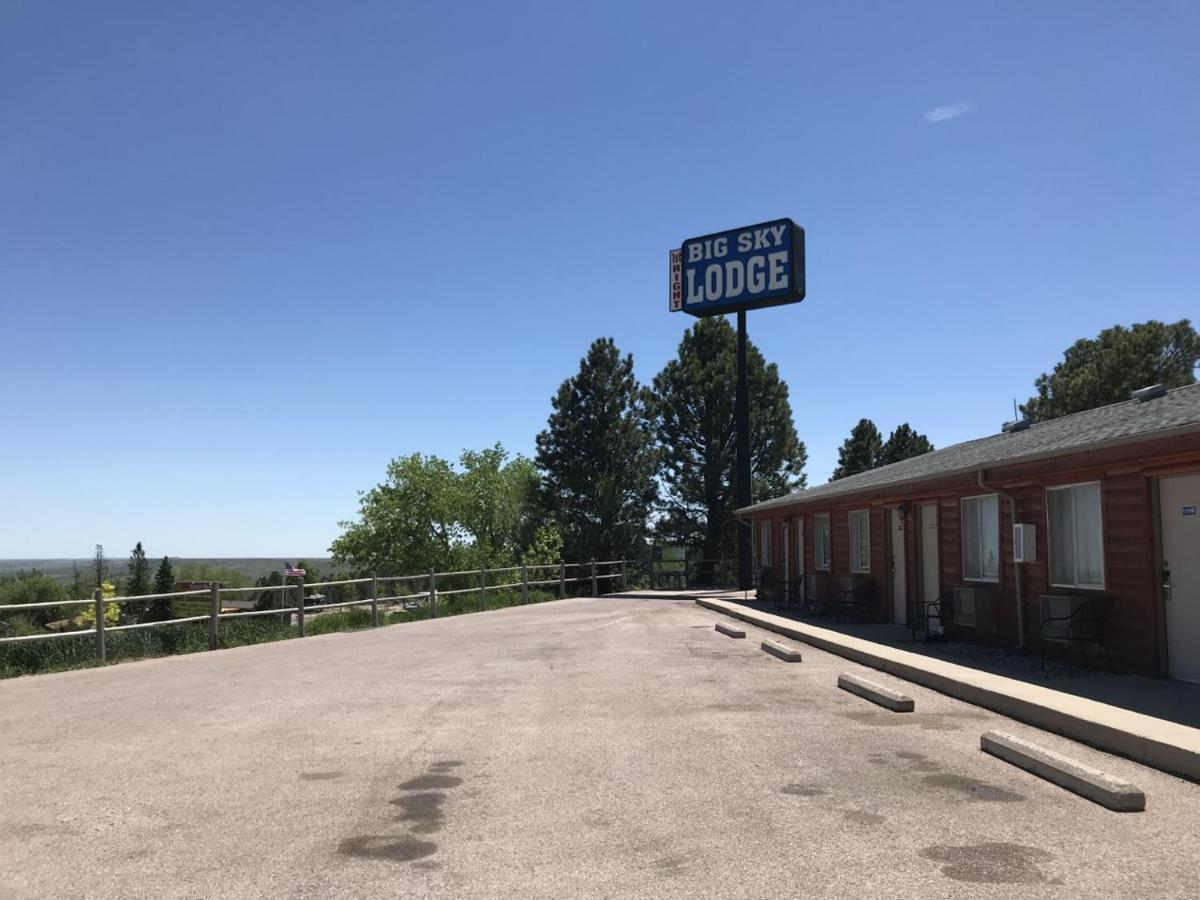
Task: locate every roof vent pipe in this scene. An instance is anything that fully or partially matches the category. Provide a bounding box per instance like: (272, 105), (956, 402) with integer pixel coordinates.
(1131, 383), (1168, 402)
(1001, 419), (1031, 434)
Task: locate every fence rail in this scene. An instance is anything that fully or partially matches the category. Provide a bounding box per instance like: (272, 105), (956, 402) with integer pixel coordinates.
(0, 558), (634, 664)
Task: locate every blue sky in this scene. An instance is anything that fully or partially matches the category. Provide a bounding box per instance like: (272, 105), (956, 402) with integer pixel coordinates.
(2, 1), (1198, 558)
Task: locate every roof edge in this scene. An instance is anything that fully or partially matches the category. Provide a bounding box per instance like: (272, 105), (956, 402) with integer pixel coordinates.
(737, 420), (1200, 517)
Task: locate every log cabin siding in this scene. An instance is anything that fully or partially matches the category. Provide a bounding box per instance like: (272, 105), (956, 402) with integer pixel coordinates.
(746, 431), (1200, 677)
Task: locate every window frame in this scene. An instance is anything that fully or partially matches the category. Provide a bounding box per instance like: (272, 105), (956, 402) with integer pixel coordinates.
(960, 493), (1001, 584)
(849, 509), (871, 574)
(814, 513), (831, 571)
(1045, 481), (1106, 590)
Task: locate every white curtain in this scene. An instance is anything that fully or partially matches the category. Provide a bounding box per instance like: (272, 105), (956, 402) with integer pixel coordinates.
(1074, 484), (1104, 586)
(1048, 488), (1076, 586)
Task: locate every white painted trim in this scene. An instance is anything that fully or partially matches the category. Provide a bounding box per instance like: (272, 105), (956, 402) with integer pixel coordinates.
(1046, 481), (1106, 590)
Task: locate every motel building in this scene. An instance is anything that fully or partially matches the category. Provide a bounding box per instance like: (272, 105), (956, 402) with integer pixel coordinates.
(740, 383), (1200, 682)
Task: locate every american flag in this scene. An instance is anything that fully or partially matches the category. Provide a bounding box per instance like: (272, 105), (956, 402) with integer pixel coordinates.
(283, 563), (306, 577)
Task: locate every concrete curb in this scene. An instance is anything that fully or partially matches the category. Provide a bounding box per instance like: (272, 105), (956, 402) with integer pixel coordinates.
(982, 730), (1146, 812)
(838, 672), (914, 712)
(761, 639), (802, 662)
(715, 622), (745, 639)
(694, 597), (1200, 782)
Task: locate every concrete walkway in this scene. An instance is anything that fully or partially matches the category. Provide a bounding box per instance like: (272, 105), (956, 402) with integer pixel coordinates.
(678, 593), (1200, 782)
(730, 599), (1200, 730)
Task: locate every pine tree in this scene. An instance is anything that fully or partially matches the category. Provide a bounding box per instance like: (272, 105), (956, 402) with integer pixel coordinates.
(880, 423), (935, 466)
(1021, 319), (1199, 422)
(535, 337), (658, 565)
(93, 544), (106, 588)
(651, 318), (806, 582)
(123, 542), (153, 621)
(831, 419), (883, 480)
(146, 556), (175, 622)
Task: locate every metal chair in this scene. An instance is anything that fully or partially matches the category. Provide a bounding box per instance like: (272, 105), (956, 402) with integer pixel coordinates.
(837, 576), (874, 623)
(1038, 594), (1114, 672)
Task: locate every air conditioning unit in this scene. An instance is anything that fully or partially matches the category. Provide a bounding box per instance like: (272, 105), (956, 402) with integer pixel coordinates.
(1013, 523), (1037, 563)
(953, 587), (994, 631)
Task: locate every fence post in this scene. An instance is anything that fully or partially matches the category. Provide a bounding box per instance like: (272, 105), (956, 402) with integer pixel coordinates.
(591, 558), (598, 597)
(371, 574), (380, 627)
(620, 559), (627, 592)
(296, 576), (306, 637)
(521, 564), (529, 605)
(209, 583), (220, 650)
(429, 569), (437, 618)
(479, 567), (487, 612)
(94, 588), (106, 663)
(559, 562), (565, 599)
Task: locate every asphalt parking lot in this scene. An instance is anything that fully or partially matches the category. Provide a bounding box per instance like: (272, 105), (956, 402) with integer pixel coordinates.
(2, 595), (1199, 898)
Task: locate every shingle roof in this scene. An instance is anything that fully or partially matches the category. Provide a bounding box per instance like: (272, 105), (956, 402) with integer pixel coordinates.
(741, 383), (1200, 514)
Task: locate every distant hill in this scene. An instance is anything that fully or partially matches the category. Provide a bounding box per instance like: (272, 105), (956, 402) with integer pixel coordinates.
(0, 558), (337, 583)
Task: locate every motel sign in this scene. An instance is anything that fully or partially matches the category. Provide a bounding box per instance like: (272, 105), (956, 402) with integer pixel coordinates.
(670, 218), (805, 317)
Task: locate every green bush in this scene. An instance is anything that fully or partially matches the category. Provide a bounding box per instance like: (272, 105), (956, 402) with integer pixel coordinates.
(306, 608), (372, 636)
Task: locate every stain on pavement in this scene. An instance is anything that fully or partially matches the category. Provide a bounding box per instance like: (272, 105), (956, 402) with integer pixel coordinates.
(340, 760), (469, 865)
(922, 773), (1024, 803)
(338, 834), (438, 863)
(921, 842), (1055, 884)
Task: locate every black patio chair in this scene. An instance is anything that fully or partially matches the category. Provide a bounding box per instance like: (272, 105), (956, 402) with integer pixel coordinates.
(837, 575), (874, 623)
(1038, 594), (1114, 673)
(909, 592), (953, 642)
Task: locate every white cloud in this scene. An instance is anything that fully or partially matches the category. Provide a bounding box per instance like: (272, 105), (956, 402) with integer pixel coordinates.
(923, 101), (975, 124)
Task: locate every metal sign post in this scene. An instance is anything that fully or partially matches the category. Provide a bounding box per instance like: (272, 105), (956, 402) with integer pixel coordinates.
(671, 218), (805, 592)
(735, 308), (751, 589)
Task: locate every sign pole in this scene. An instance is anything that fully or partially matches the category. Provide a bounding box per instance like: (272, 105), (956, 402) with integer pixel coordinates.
(671, 218), (805, 595)
(736, 308), (752, 590)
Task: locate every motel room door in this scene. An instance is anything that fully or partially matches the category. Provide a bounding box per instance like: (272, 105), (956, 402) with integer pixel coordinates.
(1161, 474), (1200, 683)
(889, 508), (906, 625)
(919, 503), (941, 633)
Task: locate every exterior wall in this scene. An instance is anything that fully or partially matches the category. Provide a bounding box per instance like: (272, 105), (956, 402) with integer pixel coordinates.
(746, 432), (1200, 677)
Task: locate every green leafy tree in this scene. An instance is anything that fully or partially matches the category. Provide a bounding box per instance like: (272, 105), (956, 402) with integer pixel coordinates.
(651, 318), (806, 580)
(79, 581), (120, 629)
(536, 338), (657, 565)
(146, 556), (176, 622)
(0, 570), (68, 629)
(522, 525), (563, 569)
(293, 560), (323, 583)
(459, 446), (539, 567)
(831, 419), (883, 480)
(331, 444), (537, 575)
(880, 423), (935, 466)
(1021, 319), (1200, 422)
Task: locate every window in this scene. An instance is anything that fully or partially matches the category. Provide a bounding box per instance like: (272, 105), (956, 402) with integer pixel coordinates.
(849, 510), (870, 573)
(962, 494), (1000, 582)
(1047, 482), (1104, 589)
(760, 520), (772, 567)
(814, 514), (831, 571)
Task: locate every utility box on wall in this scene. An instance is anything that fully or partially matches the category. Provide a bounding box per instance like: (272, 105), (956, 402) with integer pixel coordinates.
(1013, 523), (1038, 563)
